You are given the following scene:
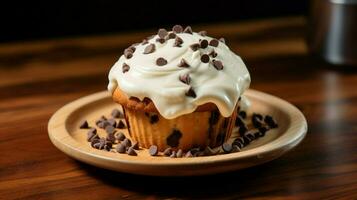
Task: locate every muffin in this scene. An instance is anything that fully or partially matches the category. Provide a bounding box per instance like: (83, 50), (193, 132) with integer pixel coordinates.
(108, 25), (250, 151)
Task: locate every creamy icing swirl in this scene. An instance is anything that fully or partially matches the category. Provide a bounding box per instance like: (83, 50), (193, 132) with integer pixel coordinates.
(108, 28), (250, 119)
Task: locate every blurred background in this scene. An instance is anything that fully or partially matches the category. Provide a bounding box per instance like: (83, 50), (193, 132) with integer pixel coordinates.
(0, 0), (308, 42)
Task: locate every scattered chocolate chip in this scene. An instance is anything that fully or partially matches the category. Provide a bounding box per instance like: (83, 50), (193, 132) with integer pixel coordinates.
(238, 111), (247, 119)
(122, 138), (132, 147)
(174, 36), (183, 47)
(106, 133), (116, 143)
(219, 37), (226, 44)
(200, 54), (210, 63)
(172, 25), (183, 33)
(203, 146), (216, 156)
(156, 38), (166, 44)
(199, 39), (208, 49)
(170, 151), (177, 158)
(183, 26), (193, 34)
(144, 43), (156, 54)
(176, 149), (183, 158)
(242, 136), (251, 145)
(116, 143), (126, 153)
(167, 32), (176, 39)
(185, 151), (193, 157)
(142, 39), (149, 45)
(124, 48), (133, 59)
(107, 118), (117, 127)
(189, 147), (201, 155)
(98, 120), (110, 129)
(117, 120), (126, 129)
(111, 109), (123, 118)
(127, 147), (137, 156)
(238, 125), (248, 136)
(116, 132), (126, 141)
(105, 125), (116, 135)
(156, 57), (168, 66)
(222, 142), (232, 153)
(158, 28), (168, 38)
(91, 138), (100, 147)
(178, 59), (190, 68)
(93, 138), (111, 150)
(132, 142), (139, 150)
(212, 60), (224, 70)
(246, 131), (256, 140)
(209, 39), (219, 47)
(232, 145), (241, 152)
(254, 131), (264, 138)
(87, 128), (98, 142)
(79, 120), (89, 129)
(163, 147), (172, 156)
(209, 110), (220, 125)
(264, 115), (278, 128)
(198, 31), (207, 36)
(233, 137), (244, 145)
(122, 63), (130, 73)
(185, 87), (197, 98)
(252, 113), (263, 128)
(128, 45), (136, 53)
(190, 43), (200, 51)
(149, 145), (158, 156)
(235, 116), (245, 127)
(232, 140), (244, 149)
(179, 74), (191, 85)
(166, 129), (182, 148)
(150, 115), (159, 124)
(209, 49), (217, 58)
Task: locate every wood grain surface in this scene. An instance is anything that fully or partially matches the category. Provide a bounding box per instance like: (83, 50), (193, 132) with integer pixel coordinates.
(1, 17), (357, 199)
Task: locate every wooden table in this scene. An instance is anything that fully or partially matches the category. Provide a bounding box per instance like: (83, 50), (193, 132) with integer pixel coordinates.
(1, 17), (357, 199)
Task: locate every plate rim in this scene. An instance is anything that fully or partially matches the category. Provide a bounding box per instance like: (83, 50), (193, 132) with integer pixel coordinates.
(48, 89), (307, 169)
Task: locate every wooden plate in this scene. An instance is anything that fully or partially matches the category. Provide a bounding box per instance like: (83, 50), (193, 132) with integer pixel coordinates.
(48, 90), (307, 176)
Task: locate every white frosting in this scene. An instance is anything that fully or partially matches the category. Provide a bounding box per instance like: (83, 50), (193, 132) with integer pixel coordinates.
(108, 31), (250, 119)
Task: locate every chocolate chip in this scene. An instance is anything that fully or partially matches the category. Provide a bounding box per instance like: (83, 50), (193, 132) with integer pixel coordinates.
(235, 116), (245, 127)
(156, 38), (166, 44)
(189, 43), (199, 52)
(252, 113), (263, 128)
(246, 131), (256, 140)
(203, 146), (216, 156)
(117, 120), (126, 129)
(124, 48), (133, 59)
(93, 138), (111, 150)
(232, 140), (243, 149)
(199, 39), (208, 49)
(122, 63), (130, 73)
(264, 115), (278, 128)
(200, 54), (210, 63)
(105, 125), (116, 135)
(149, 145), (158, 156)
(185, 151), (193, 157)
(107, 118), (117, 127)
(238, 111), (247, 119)
(127, 147), (137, 156)
(122, 138), (132, 147)
(219, 37), (226, 44)
(232, 145), (241, 152)
(116, 132), (126, 141)
(132, 141), (139, 150)
(142, 39), (149, 45)
(213, 60), (224, 70)
(170, 151), (177, 158)
(258, 126), (268, 136)
(172, 25), (183, 33)
(209, 39), (219, 47)
(111, 109), (123, 118)
(253, 113), (263, 120)
(222, 142), (232, 153)
(174, 36), (183, 47)
(91, 138), (100, 147)
(167, 32), (176, 39)
(116, 143), (126, 153)
(233, 137), (244, 146)
(158, 28), (168, 38)
(176, 149), (183, 158)
(166, 129), (182, 148)
(144, 43), (156, 54)
(198, 30), (207, 36)
(254, 131), (264, 138)
(209, 110), (220, 125)
(163, 147), (172, 156)
(178, 59), (190, 68)
(98, 120), (110, 129)
(179, 74), (191, 85)
(185, 87), (197, 98)
(209, 50), (217, 58)
(106, 133), (116, 143)
(238, 125), (248, 136)
(242, 136), (251, 145)
(87, 128), (98, 142)
(183, 26), (193, 34)
(128, 45), (136, 53)
(150, 115), (159, 124)
(156, 57), (167, 66)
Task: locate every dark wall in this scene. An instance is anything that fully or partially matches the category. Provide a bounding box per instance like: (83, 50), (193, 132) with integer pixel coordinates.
(0, 0), (308, 42)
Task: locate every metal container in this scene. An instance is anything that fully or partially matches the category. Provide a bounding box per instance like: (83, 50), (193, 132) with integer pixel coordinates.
(308, 0), (357, 65)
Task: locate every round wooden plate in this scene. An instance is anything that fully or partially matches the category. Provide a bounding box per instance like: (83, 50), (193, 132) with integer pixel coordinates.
(48, 89), (307, 176)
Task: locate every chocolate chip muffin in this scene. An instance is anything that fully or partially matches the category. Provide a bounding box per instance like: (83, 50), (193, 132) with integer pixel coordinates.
(108, 25), (251, 151)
